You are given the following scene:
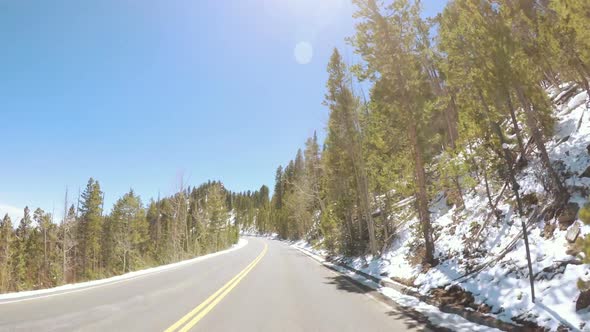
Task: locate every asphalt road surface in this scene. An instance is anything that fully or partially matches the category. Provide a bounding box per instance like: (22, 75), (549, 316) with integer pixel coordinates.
(0, 237), (438, 332)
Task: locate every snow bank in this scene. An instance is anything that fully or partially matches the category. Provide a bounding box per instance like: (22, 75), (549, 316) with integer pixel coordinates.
(0, 238), (248, 302)
(386, 91), (590, 330)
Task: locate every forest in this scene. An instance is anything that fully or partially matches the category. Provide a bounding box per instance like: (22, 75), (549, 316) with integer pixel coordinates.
(0, 179), (243, 292)
(0, 2), (589, 321)
(257, 0), (590, 262)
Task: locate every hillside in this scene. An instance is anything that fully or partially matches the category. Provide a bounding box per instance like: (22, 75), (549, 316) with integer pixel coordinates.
(292, 85), (590, 331)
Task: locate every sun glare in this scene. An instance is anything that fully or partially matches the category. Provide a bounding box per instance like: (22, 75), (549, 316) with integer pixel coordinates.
(294, 41), (313, 64)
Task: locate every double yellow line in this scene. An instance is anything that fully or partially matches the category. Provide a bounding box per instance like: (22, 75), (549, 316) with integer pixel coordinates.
(164, 243), (268, 332)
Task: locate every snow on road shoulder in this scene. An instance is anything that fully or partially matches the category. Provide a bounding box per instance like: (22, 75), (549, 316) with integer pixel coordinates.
(292, 242), (501, 332)
(0, 238), (248, 302)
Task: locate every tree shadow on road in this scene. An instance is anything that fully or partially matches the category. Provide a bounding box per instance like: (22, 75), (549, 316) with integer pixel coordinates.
(386, 307), (450, 332)
(324, 275), (371, 294)
(324, 274), (449, 332)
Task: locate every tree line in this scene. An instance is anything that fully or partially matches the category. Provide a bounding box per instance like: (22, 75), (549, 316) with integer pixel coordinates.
(1, 0), (589, 294)
(250, 0), (590, 265)
(0, 179), (241, 293)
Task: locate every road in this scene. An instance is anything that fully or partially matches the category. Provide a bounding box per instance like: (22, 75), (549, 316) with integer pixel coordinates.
(0, 237), (438, 332)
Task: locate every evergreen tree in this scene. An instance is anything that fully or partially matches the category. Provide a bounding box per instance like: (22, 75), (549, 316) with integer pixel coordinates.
(0, 214), (14, 292)
(78, 178), (104, 279)
(109, 190), (148, 273)
(205, 183), (231, 251)
(323, 48), (377, 256)
(13, 207), (32, 290)
(352, 0), (435, 263)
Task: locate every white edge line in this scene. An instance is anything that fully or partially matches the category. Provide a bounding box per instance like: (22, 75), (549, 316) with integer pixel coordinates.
(289, 244), (392, 311)
(290, 243), (501, 332)
(0, 238), (249, 304)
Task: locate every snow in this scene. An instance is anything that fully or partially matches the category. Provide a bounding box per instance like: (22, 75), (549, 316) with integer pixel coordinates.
(0, 238), (249, 302)
(406, 91), (590, 330)
(294, 87), (590, 331)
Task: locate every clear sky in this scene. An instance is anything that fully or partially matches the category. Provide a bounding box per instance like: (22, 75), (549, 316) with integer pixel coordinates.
(0, 0), (446, 220)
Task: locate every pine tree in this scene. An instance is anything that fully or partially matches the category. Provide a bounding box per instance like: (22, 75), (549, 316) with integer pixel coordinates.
(271, 166), (287, 238)
(0, 214), (14, 292)
(255, 185), (270, 234)
(78, 178), (104, 279)
(550, 0), (590, 94)
(496, 0), (569, 204)
(205, 183), (230, 251)
(33, 208), (54, 287)
(187, 188), (206, 255)
(352, 0), (435, 263)
(13, 207), (32, 290)
(323, 48), (377, 256)
(109, 190), (148, 273)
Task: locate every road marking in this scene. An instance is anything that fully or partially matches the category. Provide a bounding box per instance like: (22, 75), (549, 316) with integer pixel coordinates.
(0, 239), (249, 305)
(292, 245), (393, 311)
(165, 243), (268, 332)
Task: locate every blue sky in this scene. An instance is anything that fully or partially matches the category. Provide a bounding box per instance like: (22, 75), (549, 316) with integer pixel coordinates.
(0, 0), (446, 220)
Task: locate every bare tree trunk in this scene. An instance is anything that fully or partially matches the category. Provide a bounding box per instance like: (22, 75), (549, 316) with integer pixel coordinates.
(574, 56), (590, 100)
(493, 122), (536, 303)
(62, 188), (68, 284)
(409, 120), (435, 265)
(354, 157), (378, 256)
(342, 86), (378, 256)
(453, 176), (465, 209)
(505, 92), (526, 160)
(515, 86), (568, 205)
(43, 224), (47, 282)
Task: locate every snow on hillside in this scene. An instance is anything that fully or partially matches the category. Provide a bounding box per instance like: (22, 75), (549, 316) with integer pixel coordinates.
(301, 87), (590, 331)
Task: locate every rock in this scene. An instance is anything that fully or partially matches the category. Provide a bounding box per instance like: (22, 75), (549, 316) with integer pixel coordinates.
(477, 303), (492, 314)
(543, 222), (556, 238)
(576, 290), (590, 311)
(581, 166), (590, 178)
(566, 237), (584, 256)
(558, 203), (580, 230)
(566, 222), (581, 243)
(587, 144), (590, 155)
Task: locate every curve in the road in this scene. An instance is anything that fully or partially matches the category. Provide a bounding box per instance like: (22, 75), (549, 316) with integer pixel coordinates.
(0, 239), (249, 305)
(165, 243), (268, 332)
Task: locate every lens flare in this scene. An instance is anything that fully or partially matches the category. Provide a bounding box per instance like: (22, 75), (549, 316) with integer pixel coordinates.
(294, 42), (313, 65)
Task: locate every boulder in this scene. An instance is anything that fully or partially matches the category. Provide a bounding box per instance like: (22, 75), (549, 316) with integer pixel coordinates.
(558, 203), (580, 230)
(477, 303), (492, 314)
(581, 166), (590, 178)
(587, 144), (590, 155)
(543, 222), (556, 238)
(576, 290), (590, 311)
(565, 222), (581, 243)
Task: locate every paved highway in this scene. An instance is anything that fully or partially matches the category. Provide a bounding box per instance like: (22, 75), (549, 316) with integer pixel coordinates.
(0, 237), (438, 331)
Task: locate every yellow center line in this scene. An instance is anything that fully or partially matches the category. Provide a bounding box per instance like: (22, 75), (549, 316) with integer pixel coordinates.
(164, 243), (268, 332)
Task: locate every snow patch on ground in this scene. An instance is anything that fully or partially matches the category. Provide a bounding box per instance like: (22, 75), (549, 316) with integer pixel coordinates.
(294, 88), (590, 331)
(393, 91), (590, 331)
(0, 238), (248, 302)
